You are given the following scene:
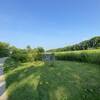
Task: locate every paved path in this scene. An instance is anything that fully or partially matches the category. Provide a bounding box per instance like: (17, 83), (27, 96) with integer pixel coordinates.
(0, 57), (8, 100)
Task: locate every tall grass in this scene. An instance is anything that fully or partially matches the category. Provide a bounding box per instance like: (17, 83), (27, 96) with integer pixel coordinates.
(55, 49), (100, 64)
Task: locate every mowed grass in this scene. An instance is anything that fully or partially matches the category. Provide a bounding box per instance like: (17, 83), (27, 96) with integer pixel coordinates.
(5, 61), (100, 100)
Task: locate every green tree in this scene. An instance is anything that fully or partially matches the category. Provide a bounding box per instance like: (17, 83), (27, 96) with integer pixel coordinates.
(33, 47), (45, 60)
(0, 42), (10, 57)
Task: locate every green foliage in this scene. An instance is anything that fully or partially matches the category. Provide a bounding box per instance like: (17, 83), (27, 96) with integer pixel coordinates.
(3, 48), (31, 71)
(55, 49), (100, 64)
(3, 48), (32, 70)
(26, 46), (45, 61)
(36, 47), (45, 53)
(0, 42), (10, 57)
(10, 46), (45, 62)
(4, 57), (21, 72)
(33, 47), (45, 61)
(48, 36), (100, 52)
(4, 47), (45, 70)
(10, 49), (31, 62)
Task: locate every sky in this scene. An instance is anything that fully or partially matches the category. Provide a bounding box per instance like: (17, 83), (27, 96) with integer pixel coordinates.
(0, 0), (100, 49)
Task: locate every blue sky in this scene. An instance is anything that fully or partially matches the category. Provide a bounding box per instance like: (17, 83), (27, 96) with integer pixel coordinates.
(0, 0), (100, 49)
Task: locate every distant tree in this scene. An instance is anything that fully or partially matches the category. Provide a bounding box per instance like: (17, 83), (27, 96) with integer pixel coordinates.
(48, 36), (100, 52)
(36, 47), (45, 53)
(0, 42), (10, 57)
(33, 47), (45, 60)
(26, 45), (32, 51)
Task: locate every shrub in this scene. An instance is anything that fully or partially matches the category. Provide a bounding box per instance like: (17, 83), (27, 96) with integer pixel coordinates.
(0, 42), (10, 57)
(10, 49), (32, 62)
(32, 47), (44, 61)
(55, 49), (100, 64)
(3, 57), (21, 72)
(4, 47), (45, 71)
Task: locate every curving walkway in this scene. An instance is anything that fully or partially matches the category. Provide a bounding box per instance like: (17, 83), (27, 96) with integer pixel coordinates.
(0, 57), (8, 100)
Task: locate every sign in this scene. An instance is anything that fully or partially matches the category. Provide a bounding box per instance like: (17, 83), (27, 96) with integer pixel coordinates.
(42, 53), (55, 62)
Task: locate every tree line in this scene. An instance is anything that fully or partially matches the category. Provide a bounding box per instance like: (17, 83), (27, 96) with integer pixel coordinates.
(0, 43), (45, 70)
(48, 36), (100, 52)
(0, 42), (44, 61)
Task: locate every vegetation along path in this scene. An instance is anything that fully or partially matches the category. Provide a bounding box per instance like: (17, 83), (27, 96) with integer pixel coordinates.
(5, 61), (100, 100)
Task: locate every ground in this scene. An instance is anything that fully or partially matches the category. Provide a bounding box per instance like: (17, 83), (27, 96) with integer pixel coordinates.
(5, 61), (100, 100)
(0, 57), (8, 100)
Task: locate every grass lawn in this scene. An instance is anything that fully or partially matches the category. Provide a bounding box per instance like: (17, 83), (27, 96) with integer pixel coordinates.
(5, 61), (100, 100)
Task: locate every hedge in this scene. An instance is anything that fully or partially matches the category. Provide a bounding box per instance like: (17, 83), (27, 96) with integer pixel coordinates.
(55, 49), (100, 64)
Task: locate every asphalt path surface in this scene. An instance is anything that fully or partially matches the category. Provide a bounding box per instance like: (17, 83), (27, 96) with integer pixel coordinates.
(0, 57), (7, 100)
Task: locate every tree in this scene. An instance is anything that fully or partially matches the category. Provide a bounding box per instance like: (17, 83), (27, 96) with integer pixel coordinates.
(32, 47), (45, 60)
(0, 42), (10, 57)
(26, 45), (32, 51)
(48, 36), (100, 52)
(36, 47), (45, 53)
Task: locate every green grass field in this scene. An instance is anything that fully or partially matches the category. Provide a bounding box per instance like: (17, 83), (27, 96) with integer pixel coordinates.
(5, 61), (100, 100)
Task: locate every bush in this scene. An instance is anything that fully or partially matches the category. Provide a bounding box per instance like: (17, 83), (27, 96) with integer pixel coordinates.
(4, 47), (45, 71)
(4, 58), (21, 72)
(11, 49), (32, 63)
(55, 49), (100, 64)
(0, 42), (10, 57)
(32, 47), (44, 61)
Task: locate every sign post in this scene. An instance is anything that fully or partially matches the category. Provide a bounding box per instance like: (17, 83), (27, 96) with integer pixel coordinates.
(42, 53), (55, 66)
